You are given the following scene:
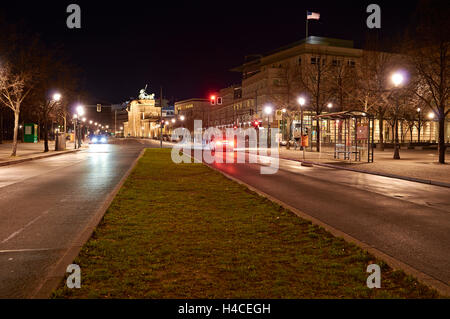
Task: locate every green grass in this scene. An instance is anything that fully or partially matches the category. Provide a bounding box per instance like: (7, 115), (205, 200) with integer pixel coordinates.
(52, 148), (439, 298)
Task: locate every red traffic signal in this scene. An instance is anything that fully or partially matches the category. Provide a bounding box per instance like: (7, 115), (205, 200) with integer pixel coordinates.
(210, 95), (216, 105)
(252, 120), (262, 128)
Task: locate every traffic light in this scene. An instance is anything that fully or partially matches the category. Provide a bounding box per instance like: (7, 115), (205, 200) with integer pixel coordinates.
(97, 104), (102, 112)
(252, 120), (261, 128)
(161, 120), (165, 128)
(210, 95), (216, 105)
(217, 97), (223, 105)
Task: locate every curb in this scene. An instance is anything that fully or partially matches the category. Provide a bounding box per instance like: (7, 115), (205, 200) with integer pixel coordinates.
(281, 157), (450, 189)
(200, 159), (450, 297)
(241, 150), (450, 188)
(0, 148), (83, 167)
(29, 148), (146, 299)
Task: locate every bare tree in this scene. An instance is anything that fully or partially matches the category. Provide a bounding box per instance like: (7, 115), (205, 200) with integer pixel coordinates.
(329, 57), (358, 111)
(404, 0), (449, 163)
(0, 26), (41, 156)
(299, 52), (335, 151)
(0, 63), (35, 156)
(350, 46), (394, 150)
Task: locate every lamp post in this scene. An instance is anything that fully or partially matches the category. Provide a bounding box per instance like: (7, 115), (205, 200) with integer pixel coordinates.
(73, 114), (78, 149)
(282, 108), (287, 141)
(297, 97), (306, 150)
(46, 93), (61, 152)
(391, 72), (404, 160)
(264, 105), (273, 148)
(428, 112), (435, 142)
(417, 108), (421, 143)
(76, 105), (85, 148)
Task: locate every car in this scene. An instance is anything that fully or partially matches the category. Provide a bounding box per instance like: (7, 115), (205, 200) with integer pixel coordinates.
(279, 140), (288, 146)
(90, 135), (108, 144)
(210, 138), (235, 152)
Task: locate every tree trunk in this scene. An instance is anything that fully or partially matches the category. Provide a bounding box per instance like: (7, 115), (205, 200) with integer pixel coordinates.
(393, 115), (400, 159)
(316, 121), (320, 152)
(11, 110), (20, 157)
(378, 114), (384, 151)
(438, 116), (446, 164)
(418, 125), (421, 143)
(44, 119), (49, 152)
(0, 108), (3, 144)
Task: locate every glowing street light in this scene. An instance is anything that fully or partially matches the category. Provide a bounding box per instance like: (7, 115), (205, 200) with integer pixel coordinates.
(264, 105), (273, 115)
(327, 103), (333, 109)
(428, 112), (435, 119)
(171, 118), (176, 124)
(391, 72), (404, 87)
(76, 105), (85, 116)
(89, 120), (93, 125)
(298, 96), (307, 150)
(52, 93), (61, 102)
(180, 115), (185, 121)
(391, 71), (406, 159)
(297, 97), (306, 107)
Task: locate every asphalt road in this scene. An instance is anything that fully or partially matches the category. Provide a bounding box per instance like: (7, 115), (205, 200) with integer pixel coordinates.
(0, 143), (147, 298)
(207, 151), (450, 287)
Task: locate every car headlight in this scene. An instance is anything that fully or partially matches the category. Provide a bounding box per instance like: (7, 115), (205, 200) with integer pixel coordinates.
(92, 137), (98, 143)
(101, 137), (107, 143)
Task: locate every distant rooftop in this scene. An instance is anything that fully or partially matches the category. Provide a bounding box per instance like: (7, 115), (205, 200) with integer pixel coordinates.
(265, 36), (355, 56)
(231, 36), (356, 72)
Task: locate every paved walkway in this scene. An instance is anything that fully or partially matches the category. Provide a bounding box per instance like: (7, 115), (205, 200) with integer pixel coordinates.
(0, 141), (80, 165)
(277, 147), (450, 185)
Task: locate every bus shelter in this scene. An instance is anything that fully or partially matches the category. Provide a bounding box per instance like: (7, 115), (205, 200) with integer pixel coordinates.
(313, 111), (375, 163)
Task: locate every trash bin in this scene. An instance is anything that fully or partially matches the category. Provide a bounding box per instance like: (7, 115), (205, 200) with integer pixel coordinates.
(55, 133), (67, 151)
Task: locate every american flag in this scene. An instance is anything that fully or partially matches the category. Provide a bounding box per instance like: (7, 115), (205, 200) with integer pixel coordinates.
(307, 11), (320, 20)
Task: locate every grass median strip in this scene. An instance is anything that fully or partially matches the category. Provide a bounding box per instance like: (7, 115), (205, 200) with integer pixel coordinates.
(53, 148), (438, 298)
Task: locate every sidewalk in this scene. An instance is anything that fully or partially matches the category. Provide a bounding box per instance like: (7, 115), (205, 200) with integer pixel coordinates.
(277, 147), (450, 186)
(0, 140), (82, 166)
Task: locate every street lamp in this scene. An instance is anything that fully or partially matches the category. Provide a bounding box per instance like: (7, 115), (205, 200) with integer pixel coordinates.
(428, 112), (435, 142)
(180, 115), (185, 121)
(391, 73), (404, 87)
(327, 103), (333, 109)
(391, 71), (405, 159)
(298, 96), (306, 150)
(264, 105), (273, 148)
(52, 93), (61, 102)
(417, 108), (422, 143)
(76, 105), (85, 117)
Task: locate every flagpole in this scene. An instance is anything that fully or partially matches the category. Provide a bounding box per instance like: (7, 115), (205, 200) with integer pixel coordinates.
(305, 10), (308, 39)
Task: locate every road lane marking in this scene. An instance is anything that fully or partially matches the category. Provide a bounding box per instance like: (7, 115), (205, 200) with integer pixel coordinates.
(1, 210), (50, 244)
(0, 248), (57, 253)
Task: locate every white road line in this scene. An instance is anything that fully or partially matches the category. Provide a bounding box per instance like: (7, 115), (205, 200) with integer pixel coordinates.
(0, 248), (56, 253)
(1, 210), (50, 244)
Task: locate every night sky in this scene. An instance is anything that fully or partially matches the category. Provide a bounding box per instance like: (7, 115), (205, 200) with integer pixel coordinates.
(1, 0), (420, 104)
